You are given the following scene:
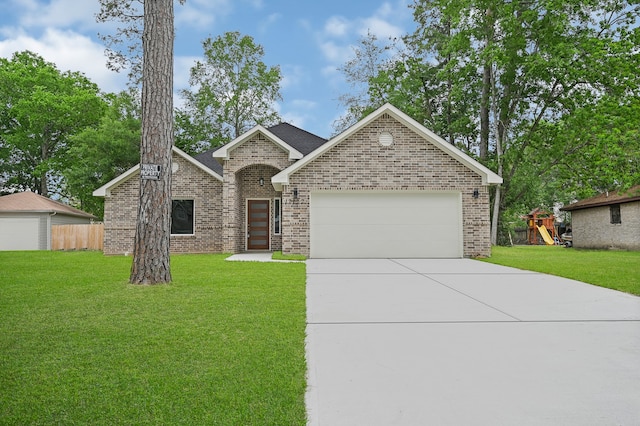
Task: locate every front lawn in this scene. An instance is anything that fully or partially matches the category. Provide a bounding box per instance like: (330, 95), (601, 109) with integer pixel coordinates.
(482, 245), (640, 296)
(0, 251), (307, 425)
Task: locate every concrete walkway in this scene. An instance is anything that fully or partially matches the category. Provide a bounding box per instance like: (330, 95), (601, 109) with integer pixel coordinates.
(225, 252), (302, 263)
(305, 259), (640, 425)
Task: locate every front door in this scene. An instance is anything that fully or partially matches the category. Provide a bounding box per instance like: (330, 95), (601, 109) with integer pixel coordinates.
(247, 199), (270, 250)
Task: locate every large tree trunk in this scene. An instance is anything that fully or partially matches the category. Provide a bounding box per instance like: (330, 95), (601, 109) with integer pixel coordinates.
(130, 0), (174, 284)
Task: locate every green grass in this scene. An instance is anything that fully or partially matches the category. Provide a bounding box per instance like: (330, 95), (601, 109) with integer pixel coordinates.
(0, 251), (307, 425)
(482, 245), (640, 296)
(272, 251), (307, 261)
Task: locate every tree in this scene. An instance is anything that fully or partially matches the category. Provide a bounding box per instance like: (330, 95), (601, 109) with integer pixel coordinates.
(96, 0), (144, 85)
(333, 32), (392, 135)
(128, 0), (175, 284)
(64, 90), (141, 218)
(340, 0), (640, 244)
(0, 51), (104, 197)
(176, 32), (282, 154)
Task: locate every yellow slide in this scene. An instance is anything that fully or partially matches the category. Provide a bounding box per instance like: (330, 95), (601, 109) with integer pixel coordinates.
(537, 225), (555, 245)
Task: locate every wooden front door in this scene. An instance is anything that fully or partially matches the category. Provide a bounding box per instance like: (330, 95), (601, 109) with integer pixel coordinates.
(247, 200), (270, 250)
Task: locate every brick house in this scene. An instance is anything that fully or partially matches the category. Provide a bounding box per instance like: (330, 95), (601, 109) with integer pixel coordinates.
(94, 103), (502, 258)
(561, 185), (640, 250)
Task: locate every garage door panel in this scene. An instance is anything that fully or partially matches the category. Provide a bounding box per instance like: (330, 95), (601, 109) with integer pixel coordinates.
(0, 217), (40, 250)
(310, 192), (462, 258)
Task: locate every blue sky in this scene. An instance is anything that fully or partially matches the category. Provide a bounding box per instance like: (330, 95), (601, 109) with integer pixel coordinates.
(0, 0), (416, 138)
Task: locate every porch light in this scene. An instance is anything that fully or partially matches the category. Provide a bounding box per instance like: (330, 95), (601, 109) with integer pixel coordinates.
(293, 188), (298, 199)
(259, 177), (264, 186)
(473, 189), (479, 199)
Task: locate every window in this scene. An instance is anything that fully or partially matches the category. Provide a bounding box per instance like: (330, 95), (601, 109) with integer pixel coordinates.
(171, 200), (194, 234)
(610, 204), (621, 224)
(274, 198), (281, 235)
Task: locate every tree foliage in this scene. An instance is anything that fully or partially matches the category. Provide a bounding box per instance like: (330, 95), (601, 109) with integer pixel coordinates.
(176, 32), (282, 154)
(0, 51), (105, 197)
(337, 0), (640, 243)
(64, 90), (141, 218)
(96, 0), (144, 84)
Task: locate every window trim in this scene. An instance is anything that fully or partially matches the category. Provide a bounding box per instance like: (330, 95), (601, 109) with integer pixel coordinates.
(171, 199), (195, 236)
(610, 204), (621, 225)
(274, 197), (282, 235)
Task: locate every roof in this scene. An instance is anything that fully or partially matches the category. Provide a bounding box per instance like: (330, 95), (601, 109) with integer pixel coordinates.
(93, 146), (223, 197)
(561, 185), (640, 211)
(267, 123), (328, 155)
(193, 146), (224, 176)
(195, 123), (328, 176)
(272, 103), (503, 190)
(0, 191), (96, 218)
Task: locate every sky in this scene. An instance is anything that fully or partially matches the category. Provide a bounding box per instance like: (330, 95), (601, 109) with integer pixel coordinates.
(0, 0), (417, 138)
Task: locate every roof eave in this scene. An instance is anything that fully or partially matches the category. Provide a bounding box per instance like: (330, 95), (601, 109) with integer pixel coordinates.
(93, 146), (222, 198)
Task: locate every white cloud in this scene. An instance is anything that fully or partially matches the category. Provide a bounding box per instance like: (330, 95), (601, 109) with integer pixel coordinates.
(358, 16), (404, 40)
(0, 28), (127, 93)
(319, 40), (354, 65)
(175, 0), (231, 30)
(174, 55), (200, 91)
(324, 16), (350, 38)
(12, 0), (100, 29)
(318, 0), (412, 64)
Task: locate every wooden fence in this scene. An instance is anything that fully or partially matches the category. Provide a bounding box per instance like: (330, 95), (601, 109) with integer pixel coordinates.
(51, 223), (104, 251)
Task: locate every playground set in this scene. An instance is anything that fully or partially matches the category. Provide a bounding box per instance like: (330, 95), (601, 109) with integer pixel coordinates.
(524, 208), (558, 245)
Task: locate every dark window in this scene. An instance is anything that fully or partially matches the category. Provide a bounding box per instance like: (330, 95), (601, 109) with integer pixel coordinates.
(172, 200), (194, 234)
(610, 204), (621, 224)
(274, 198), (281, 235)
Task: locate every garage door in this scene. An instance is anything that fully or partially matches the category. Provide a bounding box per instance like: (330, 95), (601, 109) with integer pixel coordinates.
(310, 191), (462, 258)
(0, 217), (41, 250)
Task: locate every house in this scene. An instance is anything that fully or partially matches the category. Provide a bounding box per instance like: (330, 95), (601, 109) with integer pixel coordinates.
(94, 103), (502, 258)
(561, 185), (640, 250)
(0, 191), (96, 251)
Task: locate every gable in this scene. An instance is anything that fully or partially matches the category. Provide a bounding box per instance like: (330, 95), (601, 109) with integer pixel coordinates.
(212, 125), (303, 162)
(272, 103), (502, 190)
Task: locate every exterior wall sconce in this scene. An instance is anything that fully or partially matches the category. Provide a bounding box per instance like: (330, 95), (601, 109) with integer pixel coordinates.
(293, 188), (298, 199)
(259, 177), (264, 186)
(473, 189), (479, 199)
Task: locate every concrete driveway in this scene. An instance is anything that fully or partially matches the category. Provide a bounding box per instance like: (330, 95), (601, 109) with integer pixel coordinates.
(305, 259), (640, 426)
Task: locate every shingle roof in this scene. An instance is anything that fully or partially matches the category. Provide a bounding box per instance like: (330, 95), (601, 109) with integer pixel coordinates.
(192, 123), (328, 175)
(561, 185), (640, 211)
(0, 191), (96, 218)
(193, 145), (224, 176)
(267, 123), (328, 155)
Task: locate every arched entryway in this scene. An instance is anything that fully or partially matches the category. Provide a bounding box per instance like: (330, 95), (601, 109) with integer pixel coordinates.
(236, 164), (282, 251)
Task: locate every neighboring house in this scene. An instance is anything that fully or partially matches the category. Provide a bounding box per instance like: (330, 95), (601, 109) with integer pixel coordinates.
(94, 103), (502, 258)
(561, 185), (640, 250)
(0, 191), (96, 251)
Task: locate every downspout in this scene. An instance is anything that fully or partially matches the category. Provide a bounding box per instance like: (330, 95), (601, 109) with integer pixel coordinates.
(48, 211), (56, 250)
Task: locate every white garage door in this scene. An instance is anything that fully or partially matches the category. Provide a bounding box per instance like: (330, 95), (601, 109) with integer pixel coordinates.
(310, 191), (462, 258)
(0, 217), (40, 250)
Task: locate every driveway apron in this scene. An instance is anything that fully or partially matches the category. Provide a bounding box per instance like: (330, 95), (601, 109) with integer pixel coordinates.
(305, 258), (640, 426)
